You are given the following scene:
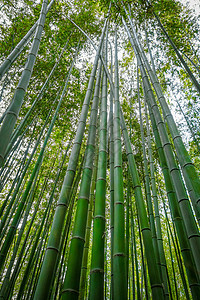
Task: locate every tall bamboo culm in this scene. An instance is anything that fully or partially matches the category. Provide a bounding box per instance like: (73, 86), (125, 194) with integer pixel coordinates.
(112, 27), (127, 300)
(61, 61), (102, 300)
(89, 44), (108, 299)
(33, 18), (108, 300)
(0, 0), (49, 167)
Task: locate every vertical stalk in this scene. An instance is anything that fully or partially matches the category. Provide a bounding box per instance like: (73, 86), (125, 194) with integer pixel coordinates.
(126, 11), (200, 221)
(0, 0), (49, 167)
(143, 90), (200, 298)
(109, 40), (114, 300)
(33, 19), (107, 300)
(79, 152), (98, 300)
(113, 27), (127, 300)
(61, 62), (102, 300)
(0, 0), (54, 80)
(120, 106), (164, 299)
(89, 47), (108, 299)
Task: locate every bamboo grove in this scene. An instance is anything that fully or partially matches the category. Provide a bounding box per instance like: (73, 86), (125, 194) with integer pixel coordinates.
(0, 0), (200, 299)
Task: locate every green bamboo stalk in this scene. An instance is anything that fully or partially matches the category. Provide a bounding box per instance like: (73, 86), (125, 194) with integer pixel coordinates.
(137, 68), (161, 282)
(0, 115), (37, 188)
(180, 50), (200, 76)
(141, 66), (200, 277)
(124, 20), (200, 282)
(159, 185), (191, 299)
(0, 157), (56, 299)
(61, 62), (102, 300)
(8, 36), (71, 153)
(104, 233), (108, 299)
(166, 224), (179, 299)
(125, 11), (200, 222)
(7, 231), (37, 299)
(143, 94), (170, 297)
(0, 123), (36, 215)
(16, 147), (70, 299)
(89, 49), (108, 300)
(144, 26), (200, 222)
(108, 39), (114, 300)
(153, 11), (200, 94)
(30, 215), (54, 297)
(51, 160), (83, 299)
(130, 207), (140, 300)
(112, 27), (127, 300)
(79, 145), (98, 300)
(143, 89), (200, 298)
(137, 213), (149, 300)
(120, 106), (164, 299)
(0, 0), (54, 80)
(0, 103), (57, 237)
(0, 169), (41, 299)
(0, 51), (77, 271)
(125, 173), (130, 292)
(33, 19), (107, 300)
(0, 150), (44, 271)
(130, 219), (135, 300)
(0, 0), (49, 167)
(174, 97), (200, 155)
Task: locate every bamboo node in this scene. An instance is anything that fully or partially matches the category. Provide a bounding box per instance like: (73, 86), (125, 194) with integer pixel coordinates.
(113, 253), (125, 257)
(94, 215), (106, 221)
(62, 288), (79, 295)
(180, 248), (190, 252)
(114, 165), (122, 168)
(178, 198), (189, 204)
(141, 227), (151, 232)
(90, 268), (104, 274)
(164, 113), (172, 120)
(188, 234), (200, 239)
(167, 190), (174, 195)
(78, 196), (89, 202)
(46, 246), (59, 253)
(57, 203), (67, 208)
(182, 162), (194, 168)
(115, 201), (124, 205)
(6, 110), (18, 118)
(151, 103), (158, 110)
(133, 185), (141, 189)
(173, 217), (182, 221)
(156, 146), (163, 151)
(189, 283), (200, 287)
(72, 235), (85, 242)
(126, 152), (133, 156)
(83, 165), (93, 171)
(173, 134), (181, 141)
(157, 120), (165, 127)
(169, 167), (179, 173)
(97, 177), (106, 182)
(67, 168), (76, 173)
(73, 141), (82, 146)
(151, 284), (163, 289)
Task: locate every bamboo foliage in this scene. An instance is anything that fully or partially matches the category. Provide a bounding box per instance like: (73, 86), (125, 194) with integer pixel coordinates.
(0, 0), (54, 81)
(124, 17), (200, 281)
(0, 0), (49, 167)
(125, 9), (200, 222)
(0, 1), (200, 299)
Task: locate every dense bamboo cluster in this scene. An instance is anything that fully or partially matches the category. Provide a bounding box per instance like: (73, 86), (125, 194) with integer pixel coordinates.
(0, 0), (200, 299)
